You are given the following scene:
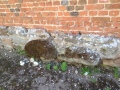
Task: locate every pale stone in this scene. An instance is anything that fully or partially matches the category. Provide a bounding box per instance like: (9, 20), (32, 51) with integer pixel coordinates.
(103, 58), (120, 67)
(33, 61), (39, 66)
(20, 61), (25, 66)
(0, 36), (13, 50)
(0, 26), (8, 35)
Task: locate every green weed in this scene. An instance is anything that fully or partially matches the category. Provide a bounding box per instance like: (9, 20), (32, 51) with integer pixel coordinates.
(60, 62), (68, 72)
(16, 46), (26, 55)
(53, 65), (59, 71)
(46, 63), (51, 70)
(113, 67), (119, 78)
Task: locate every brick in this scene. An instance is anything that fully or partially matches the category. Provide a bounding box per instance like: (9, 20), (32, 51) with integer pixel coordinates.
(70, 1), (77, 5)
(66, 6), (74, 11)
(16, 4), (21, 8)
(58, 12), (63, 16)
(75, 21), (83, 27)
(93, 22), (112, 27)
(99, 0), (109, 3)
(17, 0), (23, 3)
(66, 22), (74, 26)
(79, 11), (88, 16)
(105, 4), (120, 9)
(110, 0), (120, 3)
(60, 17), (90, 21)
(27, 3), (33, 7)
(39, 2), (45, 6)
(86, 4), (104, 10)
(8, 0), (16, 4)
(0, 9), (5, 12)
(84, 21), (92, 27)
(91, 17), (110, 22)
(45, 1), (52, 6)
(88, 0), (98, 4)
(21, 8), (31, 12)
(88, 27), (103, 31)
(53, 1), (60, 5)
(63, 12), (70, 16)
(98, 11), (108, 15)
(78, 0), (87, 5)
(109, 10), (119, 16)
(111, 17), (120, 21)
(113, 22), (120, 28)
(76, 6), (84, 10)
(89, 11), (98, 16)
(105, 28), (120, 33)
(44, 7), (58, 11)
(59, 6), (66, 11)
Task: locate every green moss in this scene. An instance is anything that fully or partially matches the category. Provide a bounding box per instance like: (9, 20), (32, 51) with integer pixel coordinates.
(60, 62), (68, 72)
(46, 63), (51, 70)
(53, 65), (59, 71)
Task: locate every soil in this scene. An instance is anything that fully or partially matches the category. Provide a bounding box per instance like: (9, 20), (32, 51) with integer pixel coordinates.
(0, 48), (120, 90)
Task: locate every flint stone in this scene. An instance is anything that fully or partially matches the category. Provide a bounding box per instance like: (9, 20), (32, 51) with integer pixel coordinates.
(57, 46), (101, 66)
(25, 39), (57, 61)
(7, 26), (27, 36)
(27, 28), (50, 41)
(0, 26), (8, 35)
(52, 32), (120, 60)
(103, 58), (120, 67)
(0, 36), (13, 50)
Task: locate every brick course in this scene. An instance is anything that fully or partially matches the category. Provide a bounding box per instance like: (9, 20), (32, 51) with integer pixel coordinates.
(0, 0), (120, 37)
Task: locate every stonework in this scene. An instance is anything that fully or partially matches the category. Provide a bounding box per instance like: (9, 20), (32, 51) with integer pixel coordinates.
(0, 26), (120, 67)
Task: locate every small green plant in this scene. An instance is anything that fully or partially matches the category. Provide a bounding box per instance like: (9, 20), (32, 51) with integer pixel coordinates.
(53, 65), (59, 71)
(90, 78), (97, 83)
(105, 87), (111, 90)
(16, 46), (26, 55)
(60, 62), (68, 72)
(0, 87), (5, 90)
(113, 67), (119, 78)
(46, 63), (51, 70)
(80, 66), (92, 76)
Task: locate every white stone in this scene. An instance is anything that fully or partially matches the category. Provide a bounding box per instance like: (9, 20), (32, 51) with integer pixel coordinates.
(30, 58), (34, 63)
(20, 61), (25, 66)
(33, 61), (39, 66)
(84, 72), (89, 76)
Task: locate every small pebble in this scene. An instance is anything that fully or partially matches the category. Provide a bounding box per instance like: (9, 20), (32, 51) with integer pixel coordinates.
(33, 61), (39, 66)
(75, 70), (78, 74)
(84, 72), (88, 76)
(20, 61), (25, 66)
(30, 58), (34, 63)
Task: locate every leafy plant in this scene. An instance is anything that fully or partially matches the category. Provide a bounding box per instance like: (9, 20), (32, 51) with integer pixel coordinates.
(105, 87), (111, 90)
(53, 65), (59, 71)
(46, 63), (51, 70)
(80, 66), (92, 76)
(90, 78), (97, 83)
(0, 87), (5, 90)
(113, 67), (119, 78)
(60, 62), (68, 72)
(16, 46), (26, 55)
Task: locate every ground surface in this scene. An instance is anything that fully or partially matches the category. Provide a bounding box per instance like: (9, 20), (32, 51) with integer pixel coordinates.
(0, 48), (120, 90)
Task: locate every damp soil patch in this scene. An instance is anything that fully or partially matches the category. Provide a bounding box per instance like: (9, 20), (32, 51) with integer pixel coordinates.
(0, 48), (120, 90)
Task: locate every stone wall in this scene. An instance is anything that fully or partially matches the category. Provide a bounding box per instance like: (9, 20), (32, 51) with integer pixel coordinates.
(0, 0), (120, 37)
(0, 26), (120, 67)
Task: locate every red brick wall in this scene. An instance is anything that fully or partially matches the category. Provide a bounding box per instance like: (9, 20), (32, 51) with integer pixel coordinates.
(0, 0), (120, 37)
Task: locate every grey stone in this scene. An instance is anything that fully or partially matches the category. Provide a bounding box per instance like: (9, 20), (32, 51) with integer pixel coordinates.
(57, 46), (101, 66)
(0, 26), (8, 35)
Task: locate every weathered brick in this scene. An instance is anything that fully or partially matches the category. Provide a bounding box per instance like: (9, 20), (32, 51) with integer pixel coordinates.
(70, 1), (77, 5)
(89, 11), (98, 16)
(88, 0), (98, 4)
(110, 0), (120, 3)
(79, 11), (88, 16)
(53, 1), (60, 5)
(76, 6), (84, 10)
(113, 22), (120, 28)
(78, 0), (87, 5)
(111, 17), (120, 21)
(91, 17), (110, 22)
(98, 11), (108, 15)
(66, 6), (74, 11)
(105, 4), (120, 9)
(109, 10), (119, 16)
